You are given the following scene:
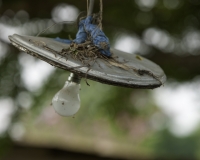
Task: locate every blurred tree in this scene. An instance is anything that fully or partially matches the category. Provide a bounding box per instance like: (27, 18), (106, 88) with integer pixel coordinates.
(0, 0), (200, 159)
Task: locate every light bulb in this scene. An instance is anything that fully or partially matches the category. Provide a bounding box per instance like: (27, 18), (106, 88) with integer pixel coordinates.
(52, 81), (81, 117)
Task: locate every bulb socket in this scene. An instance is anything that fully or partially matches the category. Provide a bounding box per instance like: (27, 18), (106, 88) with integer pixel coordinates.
(68, 73), (81, 84)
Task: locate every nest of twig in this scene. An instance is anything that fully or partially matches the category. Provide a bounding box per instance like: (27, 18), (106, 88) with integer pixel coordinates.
(60, 40), (130, 70)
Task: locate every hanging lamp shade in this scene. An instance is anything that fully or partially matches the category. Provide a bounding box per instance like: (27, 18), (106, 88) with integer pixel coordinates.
(9, 34), (166, 89)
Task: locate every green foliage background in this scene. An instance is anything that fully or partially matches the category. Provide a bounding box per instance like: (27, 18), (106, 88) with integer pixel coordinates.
(1, 0), (200, 159)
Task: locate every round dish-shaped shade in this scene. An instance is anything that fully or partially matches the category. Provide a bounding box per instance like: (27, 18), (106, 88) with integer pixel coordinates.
(9, 34), (166, 89)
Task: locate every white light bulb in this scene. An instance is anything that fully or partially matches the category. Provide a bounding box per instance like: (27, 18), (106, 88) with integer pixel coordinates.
(52, 81), (80, 117)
